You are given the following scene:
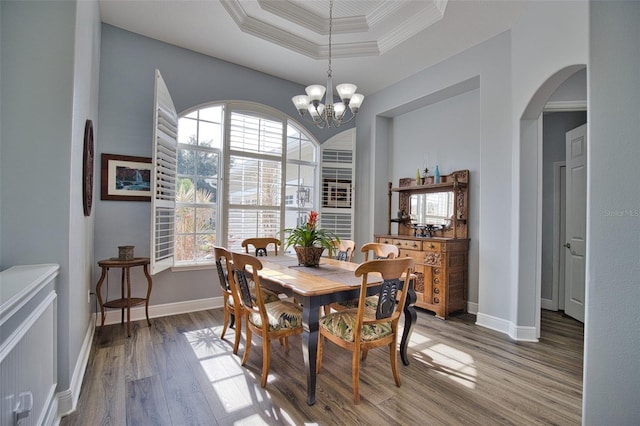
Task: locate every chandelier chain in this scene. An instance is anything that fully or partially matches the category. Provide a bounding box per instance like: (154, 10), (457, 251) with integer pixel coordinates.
(290, 0), (363, 128)
(328, 0), (333, 78)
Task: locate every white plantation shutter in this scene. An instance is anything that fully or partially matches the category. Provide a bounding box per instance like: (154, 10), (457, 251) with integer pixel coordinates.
(320, 130), (355, 241)
(150, 70), (178, 274)
(225, 109), (284, 252)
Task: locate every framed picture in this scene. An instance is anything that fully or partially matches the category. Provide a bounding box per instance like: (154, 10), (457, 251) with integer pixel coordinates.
(323, 179), (352, 208)
(101, 154), (152, 201)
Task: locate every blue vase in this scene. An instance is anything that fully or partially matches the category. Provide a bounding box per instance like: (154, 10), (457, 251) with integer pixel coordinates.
(434, 165), (440, 184)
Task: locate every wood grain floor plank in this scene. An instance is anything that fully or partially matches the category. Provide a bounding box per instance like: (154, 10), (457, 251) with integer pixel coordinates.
(125, 320), (157, 381)
(62, 345), (127, 426)
(153, 337), (217, 425)
(62, 309), (583, 425)
(126, 375), (171, 426)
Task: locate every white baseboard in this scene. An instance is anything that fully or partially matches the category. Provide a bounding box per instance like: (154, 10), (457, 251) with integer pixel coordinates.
(99, 297), (224, 326)
(466, 301), (478, 315)
(56, 316), (95, 418)
(540, 297), (556, 311)
(476, 312), (539, 342)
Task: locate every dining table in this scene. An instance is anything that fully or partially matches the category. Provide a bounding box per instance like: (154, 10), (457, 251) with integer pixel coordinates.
(254, 254), (417, 406)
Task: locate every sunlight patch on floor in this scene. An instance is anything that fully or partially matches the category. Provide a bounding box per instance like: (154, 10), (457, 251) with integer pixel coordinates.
(408, 331), (433, 345)
(424, 343), (477, 388)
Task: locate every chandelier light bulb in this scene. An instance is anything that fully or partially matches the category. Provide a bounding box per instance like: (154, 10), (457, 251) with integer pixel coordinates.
(349, 93), (364, 111)
(305, 85), (326, 104)
(336, 83), (357, 102)
(292, 95), (310, 113)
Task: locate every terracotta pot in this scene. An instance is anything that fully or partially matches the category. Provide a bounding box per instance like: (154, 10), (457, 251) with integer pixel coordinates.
(294, 246), (325, 267)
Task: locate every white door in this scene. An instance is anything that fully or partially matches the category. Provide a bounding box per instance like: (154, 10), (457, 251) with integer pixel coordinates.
(564, 124), (587, 322)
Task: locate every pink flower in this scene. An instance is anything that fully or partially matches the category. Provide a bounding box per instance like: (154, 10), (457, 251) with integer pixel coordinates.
(307, 211), (318, 230)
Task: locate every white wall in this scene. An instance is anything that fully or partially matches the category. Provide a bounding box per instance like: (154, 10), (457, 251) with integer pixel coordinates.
(356, 31), (513, 330)
(584, 1), (640, 423)
(511, 1), (588, 328)
(390, 89), (481, 305)
(0, 0), (101, 414)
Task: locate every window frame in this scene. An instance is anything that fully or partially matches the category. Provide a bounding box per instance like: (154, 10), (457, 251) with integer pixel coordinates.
(171, 101), (320, 269)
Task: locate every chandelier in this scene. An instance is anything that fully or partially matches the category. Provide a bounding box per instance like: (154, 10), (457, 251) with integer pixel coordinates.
(291, 0), (364, 128)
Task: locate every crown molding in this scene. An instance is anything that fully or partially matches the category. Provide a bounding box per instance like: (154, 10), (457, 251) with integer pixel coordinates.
(378, 1), (448, 54)
(544, 100), (588, 112)
(258, 0), (368, 34)
(222, 0), (447, 59)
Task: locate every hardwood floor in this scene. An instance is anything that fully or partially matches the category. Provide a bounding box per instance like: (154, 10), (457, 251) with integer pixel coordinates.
(61, 309), (583, 425)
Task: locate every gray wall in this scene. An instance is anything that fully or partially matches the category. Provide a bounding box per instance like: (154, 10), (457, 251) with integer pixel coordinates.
(584, 1), (640, 422)
(390, 89), (481, 306)
(0, 0), (101, 404)
(356, 31), (513, 324)
(541, 111), (587, 301)
(96, 25), (347, 305)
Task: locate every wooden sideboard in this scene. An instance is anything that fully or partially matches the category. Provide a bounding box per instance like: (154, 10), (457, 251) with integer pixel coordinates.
(375, 235), (468, 319)
(378, 169), (469, 319)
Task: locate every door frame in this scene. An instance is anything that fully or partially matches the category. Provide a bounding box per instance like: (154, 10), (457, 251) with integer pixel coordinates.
(518, 64), (586, 341)
(552, 161), (566, 311)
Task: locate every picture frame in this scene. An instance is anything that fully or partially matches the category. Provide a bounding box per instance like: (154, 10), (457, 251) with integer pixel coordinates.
(101, 154), (152, 201)
(323, 179), (352, 208)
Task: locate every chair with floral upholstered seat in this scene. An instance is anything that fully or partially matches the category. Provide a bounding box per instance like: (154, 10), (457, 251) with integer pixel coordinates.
(316, 257), (414, 404)
(213, 246), (244, 354)
(330, 242), (400, 312)
(231, 252), (303, 388)
(214, 246), (280, 355)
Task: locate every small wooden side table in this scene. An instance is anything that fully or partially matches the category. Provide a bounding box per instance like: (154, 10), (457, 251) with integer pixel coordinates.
(96, 257), (153, 337)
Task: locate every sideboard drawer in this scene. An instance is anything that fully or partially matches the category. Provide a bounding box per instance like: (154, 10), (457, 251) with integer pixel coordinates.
(393, 239), (423, 251)
(399, 248), (425, 264)
(423, 241), (442, 252)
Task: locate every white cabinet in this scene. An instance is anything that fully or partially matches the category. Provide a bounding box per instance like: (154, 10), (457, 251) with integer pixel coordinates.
(1, 264), (59, 426)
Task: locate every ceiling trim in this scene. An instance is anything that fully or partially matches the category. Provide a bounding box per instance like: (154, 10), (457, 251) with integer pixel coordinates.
(258, 0), (369, 34)
(221, 0), (448, 59)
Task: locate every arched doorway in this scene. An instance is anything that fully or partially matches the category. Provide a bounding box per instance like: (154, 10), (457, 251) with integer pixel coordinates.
(517, 64), (586, 339)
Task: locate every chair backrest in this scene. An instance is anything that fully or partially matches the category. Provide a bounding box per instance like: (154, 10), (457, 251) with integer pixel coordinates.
(354, 257), (414, 323)
(231, 252), (266, 315)
(360, 242), (399, 261)
(333, 239), (356, 262)
(241, 237), (280, 257)
(213, 246), (233, 294)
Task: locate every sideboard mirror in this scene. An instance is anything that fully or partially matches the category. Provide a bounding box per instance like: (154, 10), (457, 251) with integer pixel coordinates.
(409, 192), (455, 226)
(387, 169), (469, 239)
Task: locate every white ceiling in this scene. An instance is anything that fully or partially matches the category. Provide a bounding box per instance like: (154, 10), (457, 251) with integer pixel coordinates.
(99, 0), (527, 96)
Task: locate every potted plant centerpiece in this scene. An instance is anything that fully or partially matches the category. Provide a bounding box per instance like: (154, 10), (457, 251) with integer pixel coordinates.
(284, 211), (339, 267)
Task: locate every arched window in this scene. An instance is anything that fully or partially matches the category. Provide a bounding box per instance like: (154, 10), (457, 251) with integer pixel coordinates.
(174, 102), (320, 265)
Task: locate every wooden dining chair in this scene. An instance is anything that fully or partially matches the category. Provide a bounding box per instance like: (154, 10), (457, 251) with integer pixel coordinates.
(332, 239), (356, 262)
(360, 242), (399, 260)
(329, 242), (400, 313)
(231, 252), (303, 388)
(241, 237), (281, 257)
(213, 246), (244, 354)
(316, 257), (414, 404)
(214, 246), (281, 354)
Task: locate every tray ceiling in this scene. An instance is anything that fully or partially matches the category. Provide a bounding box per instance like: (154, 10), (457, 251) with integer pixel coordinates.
(99, 0), (526, 95)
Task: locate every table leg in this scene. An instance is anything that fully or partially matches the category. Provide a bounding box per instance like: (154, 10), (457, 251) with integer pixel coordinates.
(142, 264), (153, 326)
(120, 267), (126, 325)
(96, 267), (108, 327)
(400, 281), (417, 366)
(125, 267), (132, 337)
(301, 296), (320, 405)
